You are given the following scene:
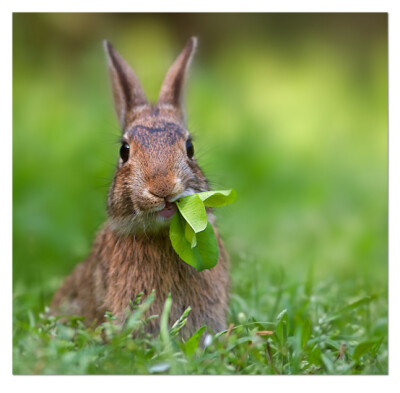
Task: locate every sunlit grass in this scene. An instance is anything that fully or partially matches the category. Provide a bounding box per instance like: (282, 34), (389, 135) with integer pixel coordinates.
(13, 272), (387, 375)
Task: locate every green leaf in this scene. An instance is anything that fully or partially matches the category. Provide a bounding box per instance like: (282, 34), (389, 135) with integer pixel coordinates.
(184, 326), (206, 359)
(196, 189), (237, 207)
(176, 194), (207, 233)
(353, 340), (380, 361)
(169, 215), (219, 272)
(184, 222), (197, 248)
(169, 189), (235, 271)
(192, 222), (219, 271)
(170, 214), (199, 268)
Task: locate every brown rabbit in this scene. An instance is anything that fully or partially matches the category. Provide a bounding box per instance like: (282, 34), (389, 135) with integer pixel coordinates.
(51, 37), (230, 337)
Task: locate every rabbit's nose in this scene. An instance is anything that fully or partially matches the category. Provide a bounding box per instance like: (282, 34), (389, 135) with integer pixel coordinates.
(148, 180), (175, 200)
(148, 187), (172, 200)
(148, 178), (184, 200)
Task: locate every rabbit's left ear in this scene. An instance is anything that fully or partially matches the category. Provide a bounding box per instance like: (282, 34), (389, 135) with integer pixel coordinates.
(157, 37), (197, 121)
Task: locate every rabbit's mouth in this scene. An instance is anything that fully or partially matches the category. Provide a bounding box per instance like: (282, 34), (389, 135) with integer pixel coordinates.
(157, 202), (177, 219)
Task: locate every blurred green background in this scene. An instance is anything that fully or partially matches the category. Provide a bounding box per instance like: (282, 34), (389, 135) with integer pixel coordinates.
(13, 13), (387, 320)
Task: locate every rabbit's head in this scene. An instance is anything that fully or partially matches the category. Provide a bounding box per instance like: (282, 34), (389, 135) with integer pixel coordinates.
(104, 37), (209, 234)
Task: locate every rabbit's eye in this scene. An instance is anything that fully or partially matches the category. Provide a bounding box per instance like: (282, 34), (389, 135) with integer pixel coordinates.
(186, 140), (194, 159)
(120, 142), (130, 162)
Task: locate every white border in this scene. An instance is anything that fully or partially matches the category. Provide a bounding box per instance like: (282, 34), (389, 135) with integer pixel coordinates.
(3, 1), (398, 392)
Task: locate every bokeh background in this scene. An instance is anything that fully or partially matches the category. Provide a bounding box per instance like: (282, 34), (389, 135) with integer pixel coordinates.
(13, 14), (387, 324)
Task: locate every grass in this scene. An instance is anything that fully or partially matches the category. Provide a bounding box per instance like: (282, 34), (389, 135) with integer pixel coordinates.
(12, 14), (388, 375)
(13, 259), (387, 375)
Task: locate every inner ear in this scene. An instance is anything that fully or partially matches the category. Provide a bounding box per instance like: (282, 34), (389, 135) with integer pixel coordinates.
(157, 37), (197, 121)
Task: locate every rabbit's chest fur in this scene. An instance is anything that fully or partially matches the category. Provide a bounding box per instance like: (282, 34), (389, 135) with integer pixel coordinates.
(52, 222), (229, 335)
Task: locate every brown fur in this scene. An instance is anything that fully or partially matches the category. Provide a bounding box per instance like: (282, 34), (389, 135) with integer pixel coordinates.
(51, 37), (230, 336)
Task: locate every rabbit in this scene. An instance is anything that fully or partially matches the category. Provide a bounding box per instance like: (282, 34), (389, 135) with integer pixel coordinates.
(51, 37), (230, 337)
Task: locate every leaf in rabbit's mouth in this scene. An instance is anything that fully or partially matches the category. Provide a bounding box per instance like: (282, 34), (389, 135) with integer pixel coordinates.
(158, 202), (177, 219)
(169, 189), (236, 272)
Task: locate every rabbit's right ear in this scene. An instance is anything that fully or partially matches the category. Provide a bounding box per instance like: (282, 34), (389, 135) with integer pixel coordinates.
(104, 41), (148, 129)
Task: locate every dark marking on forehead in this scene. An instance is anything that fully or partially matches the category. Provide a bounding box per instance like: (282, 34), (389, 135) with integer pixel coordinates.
(129, 122), (186, 135)
(127, 122), (186, 146)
